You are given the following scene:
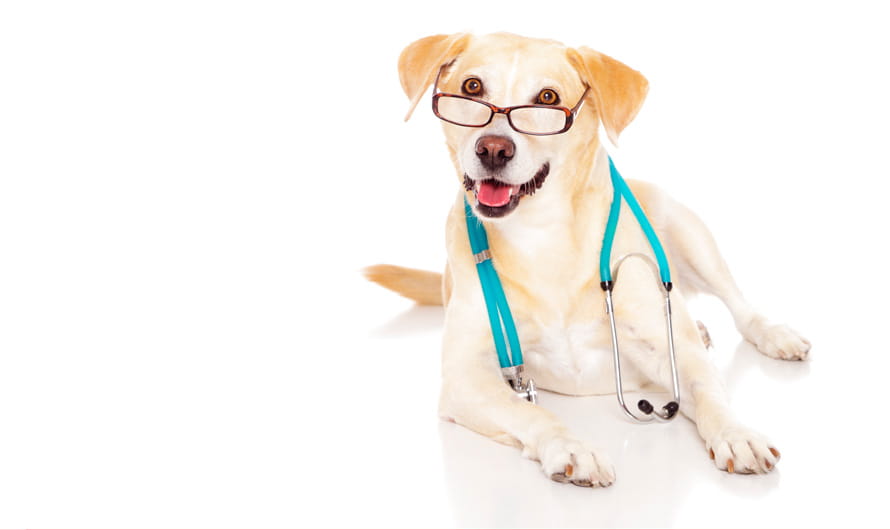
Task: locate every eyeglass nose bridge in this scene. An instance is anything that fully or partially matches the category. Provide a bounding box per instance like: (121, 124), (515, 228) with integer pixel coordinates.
(485, 104), (524, 133)
(488, 105), (510, 132)
(486, 100), (576, 136)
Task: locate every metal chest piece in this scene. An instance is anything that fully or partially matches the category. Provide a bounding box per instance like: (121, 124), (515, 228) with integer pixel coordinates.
(502, 365), (538, 404)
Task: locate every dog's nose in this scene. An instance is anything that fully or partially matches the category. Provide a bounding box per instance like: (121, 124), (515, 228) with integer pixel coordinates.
(475, 135), (515, 170)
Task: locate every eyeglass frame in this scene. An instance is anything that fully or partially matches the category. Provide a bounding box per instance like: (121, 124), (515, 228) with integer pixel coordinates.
(431, 65), (590, 136)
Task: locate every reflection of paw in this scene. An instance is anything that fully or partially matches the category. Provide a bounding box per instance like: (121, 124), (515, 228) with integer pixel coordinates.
(707, 425), (780, 474)
(747, 318), (811, 361)
(536, 435), (615, 488)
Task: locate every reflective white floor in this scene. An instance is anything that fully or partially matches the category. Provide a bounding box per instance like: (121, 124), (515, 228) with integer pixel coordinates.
(3, 267), (887, 528)
(349, 288), (888, 529)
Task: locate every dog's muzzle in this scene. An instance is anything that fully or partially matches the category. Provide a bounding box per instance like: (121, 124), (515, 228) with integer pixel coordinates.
(464, 162), (550, 218)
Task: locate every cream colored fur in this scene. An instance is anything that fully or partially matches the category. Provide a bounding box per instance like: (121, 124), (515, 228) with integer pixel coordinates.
(367, 32), (810, 487)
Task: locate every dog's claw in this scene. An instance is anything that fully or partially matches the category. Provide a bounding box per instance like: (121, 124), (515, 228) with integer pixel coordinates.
(707, 425), (779, 475)
(770, 447), (781, 459)
(540, 436), (614, 488)
(696, 320), (713, 349)
(550, 472), (570, 483)
(746, 320), (810, 361)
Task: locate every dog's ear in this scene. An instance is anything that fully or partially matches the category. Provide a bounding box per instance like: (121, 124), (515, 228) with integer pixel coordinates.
(398, 33), (471, 121)
(567, 47), (648, 145)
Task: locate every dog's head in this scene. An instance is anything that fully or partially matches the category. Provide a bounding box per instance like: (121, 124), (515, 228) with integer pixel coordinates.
(399, 33), (648, 219)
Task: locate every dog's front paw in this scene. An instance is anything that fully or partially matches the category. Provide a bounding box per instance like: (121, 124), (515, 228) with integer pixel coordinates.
(747, 319), (811, 361)
(534, 435), (615, 488)
(706, 425), (780, 474)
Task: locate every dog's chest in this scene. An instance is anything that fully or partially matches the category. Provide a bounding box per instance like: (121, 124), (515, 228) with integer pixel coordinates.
(487, 195), (648, 394)
(523, 319), (617, 395)
(500, 259), (649, 396)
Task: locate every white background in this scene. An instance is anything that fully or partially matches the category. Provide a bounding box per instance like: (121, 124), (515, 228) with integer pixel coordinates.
(1, 1), (889, 528)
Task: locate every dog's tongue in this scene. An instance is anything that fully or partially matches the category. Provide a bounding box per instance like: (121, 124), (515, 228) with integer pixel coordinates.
(477, 181), (514, 207)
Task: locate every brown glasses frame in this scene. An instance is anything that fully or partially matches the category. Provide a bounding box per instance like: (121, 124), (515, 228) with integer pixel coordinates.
(431, 66), (590, 136)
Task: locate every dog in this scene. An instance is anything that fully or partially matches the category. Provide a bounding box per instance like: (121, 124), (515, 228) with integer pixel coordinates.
(366, 32), (810, 487)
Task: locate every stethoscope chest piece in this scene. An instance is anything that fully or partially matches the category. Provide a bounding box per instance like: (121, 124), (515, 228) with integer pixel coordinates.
(503, 365), (537, 404)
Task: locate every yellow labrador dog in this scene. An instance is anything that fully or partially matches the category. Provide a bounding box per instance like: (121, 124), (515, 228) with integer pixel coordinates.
(367, 32), (810, 487)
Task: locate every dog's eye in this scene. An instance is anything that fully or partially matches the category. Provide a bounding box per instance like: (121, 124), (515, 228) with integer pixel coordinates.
(537, 89), (560, 105)
(462, 78), (483, 96)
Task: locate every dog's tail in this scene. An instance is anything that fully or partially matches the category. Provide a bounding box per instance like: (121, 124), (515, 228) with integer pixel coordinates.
(363, 264), (444, 306)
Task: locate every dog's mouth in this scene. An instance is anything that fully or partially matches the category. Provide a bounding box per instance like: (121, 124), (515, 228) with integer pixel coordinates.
(464, 163), (550, 218)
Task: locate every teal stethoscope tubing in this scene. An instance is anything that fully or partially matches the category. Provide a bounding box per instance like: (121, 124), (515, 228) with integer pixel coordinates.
(600, 156), (671, 287)
(464, 156), (673, 369)
(464, 200), (523, 369)
(599, 156), (679, 421)
(465, 155), (678, 421)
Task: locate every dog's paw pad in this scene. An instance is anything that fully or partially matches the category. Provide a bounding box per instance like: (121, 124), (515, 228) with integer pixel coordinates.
(749, 321), (810, 361)
(539, 435), (614, 488)
(707, 425), (780, 475)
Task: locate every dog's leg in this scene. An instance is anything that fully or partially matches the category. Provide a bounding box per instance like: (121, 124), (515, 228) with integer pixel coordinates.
(610, 269), (781, 474)
(661, 196), (811, 360)
(439, 301), (615, 488)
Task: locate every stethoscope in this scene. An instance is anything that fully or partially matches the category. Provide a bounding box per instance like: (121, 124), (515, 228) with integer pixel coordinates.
(464, 155), (680, 422)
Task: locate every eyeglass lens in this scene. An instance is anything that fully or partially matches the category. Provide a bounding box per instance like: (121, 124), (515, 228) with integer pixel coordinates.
(436, 96), (568, 134)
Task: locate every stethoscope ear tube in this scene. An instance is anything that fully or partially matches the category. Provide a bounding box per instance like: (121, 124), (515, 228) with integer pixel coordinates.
(600, 155), (680, 423)
(603, 254), (681, 423)
(600, 157), (672, 285)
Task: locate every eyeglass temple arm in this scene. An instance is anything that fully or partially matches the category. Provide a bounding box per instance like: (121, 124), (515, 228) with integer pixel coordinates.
(432, 63), (454, 96)
(571, 85), (590, 114)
